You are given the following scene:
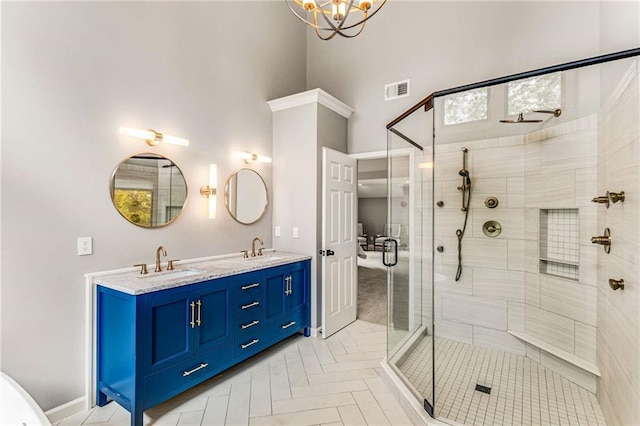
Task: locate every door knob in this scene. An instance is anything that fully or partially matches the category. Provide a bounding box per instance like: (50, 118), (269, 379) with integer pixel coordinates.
(326, 249), (335, 256)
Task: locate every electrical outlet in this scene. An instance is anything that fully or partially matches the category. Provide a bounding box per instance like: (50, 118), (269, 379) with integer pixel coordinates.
(77, 237), (93, 256)
(293, 227), (299, 239)
(275, 226), (281, 237)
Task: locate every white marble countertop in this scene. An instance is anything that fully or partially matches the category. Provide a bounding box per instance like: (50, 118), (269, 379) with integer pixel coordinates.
(93, 250), (311, 296)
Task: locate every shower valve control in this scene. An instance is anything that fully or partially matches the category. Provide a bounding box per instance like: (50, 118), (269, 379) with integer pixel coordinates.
(484, 197), (499, 209)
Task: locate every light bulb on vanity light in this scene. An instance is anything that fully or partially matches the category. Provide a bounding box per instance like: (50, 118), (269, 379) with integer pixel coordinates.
(119, 126), (190, 147)
(232, 151), (272, 164)
(200, 164), (218, 219)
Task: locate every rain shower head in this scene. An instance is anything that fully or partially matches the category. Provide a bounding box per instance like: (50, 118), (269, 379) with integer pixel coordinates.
(500, 108), (562, 123)
(500, 112), (543, 124)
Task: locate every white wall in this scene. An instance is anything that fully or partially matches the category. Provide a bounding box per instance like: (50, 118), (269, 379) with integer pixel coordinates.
(1, 2), (306, 410)
(307, 1), (613, 154)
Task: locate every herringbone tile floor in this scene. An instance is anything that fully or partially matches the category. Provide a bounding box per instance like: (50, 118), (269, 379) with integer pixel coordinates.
(57, 320), (414, 426)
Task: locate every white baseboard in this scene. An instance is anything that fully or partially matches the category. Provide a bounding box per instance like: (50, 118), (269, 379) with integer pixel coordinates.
(309, 327), (321, 337)
(45, 396), (87, 424)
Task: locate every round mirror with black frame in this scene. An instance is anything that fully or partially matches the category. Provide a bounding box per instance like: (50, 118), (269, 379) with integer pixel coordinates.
(224, 168), (268, 224)
(110, 152), (188, 228)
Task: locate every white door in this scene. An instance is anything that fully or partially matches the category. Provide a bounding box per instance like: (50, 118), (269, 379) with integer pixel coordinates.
(321, 147), (358, 338)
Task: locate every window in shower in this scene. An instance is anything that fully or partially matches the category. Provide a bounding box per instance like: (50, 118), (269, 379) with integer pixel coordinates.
(443, 87), (488, 125)
(539, 208), (579, 280)
(507, 72), (561, 115)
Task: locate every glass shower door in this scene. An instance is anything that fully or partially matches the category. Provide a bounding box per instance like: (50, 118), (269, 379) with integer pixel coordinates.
(386, 124), (434, 415)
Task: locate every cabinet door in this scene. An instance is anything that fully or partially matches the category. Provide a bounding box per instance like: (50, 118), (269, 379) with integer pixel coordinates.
(287, 262), (308, 313)
(264, 266), (287, 322)
(144, 287), (194, 373)
(193, 279), (233, 353)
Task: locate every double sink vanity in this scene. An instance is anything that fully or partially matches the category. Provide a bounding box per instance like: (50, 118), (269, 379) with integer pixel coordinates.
(94, 249), (311, 426)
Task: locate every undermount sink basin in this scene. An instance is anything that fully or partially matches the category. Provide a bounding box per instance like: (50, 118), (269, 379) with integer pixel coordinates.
(137, 269), (204, 280)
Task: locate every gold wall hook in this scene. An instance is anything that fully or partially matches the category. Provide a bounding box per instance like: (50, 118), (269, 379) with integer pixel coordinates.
(609, 278), (625, 291)
(609, 191), (625, 204)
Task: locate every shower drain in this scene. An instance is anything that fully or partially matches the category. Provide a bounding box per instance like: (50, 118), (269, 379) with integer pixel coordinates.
(475, 384), (492, 394)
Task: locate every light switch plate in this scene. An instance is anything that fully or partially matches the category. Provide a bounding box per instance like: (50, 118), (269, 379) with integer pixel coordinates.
(77, 237), (93, 255)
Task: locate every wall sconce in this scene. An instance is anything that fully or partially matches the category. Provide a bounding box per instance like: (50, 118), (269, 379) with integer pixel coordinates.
(120, 126), (190, 147)
(232, 151), (272, 164)
(200, 164), (217, 219)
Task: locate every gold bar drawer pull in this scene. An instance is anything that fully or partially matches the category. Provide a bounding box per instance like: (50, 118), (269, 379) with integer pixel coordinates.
(241, 301), (260, 310)
(241, 339), (259, 349)
(183, 363), (208, 377)
(241, 283), (260, 290)
(281, 321), (296, 329)
(241, 320), (260, 330)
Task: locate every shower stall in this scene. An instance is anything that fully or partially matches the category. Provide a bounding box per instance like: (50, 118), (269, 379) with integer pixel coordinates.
(383, 48), (640, 426)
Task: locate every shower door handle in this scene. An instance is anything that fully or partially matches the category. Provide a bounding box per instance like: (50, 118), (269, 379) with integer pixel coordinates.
(382, 239), (398, 267)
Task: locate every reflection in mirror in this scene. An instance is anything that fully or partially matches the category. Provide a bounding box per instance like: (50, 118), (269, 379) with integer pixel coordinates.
(110, 153), (188, 228)
(225, 168), (268, 224)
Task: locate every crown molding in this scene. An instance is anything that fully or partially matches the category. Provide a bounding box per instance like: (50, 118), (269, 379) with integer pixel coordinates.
(268, 88), (354, 118)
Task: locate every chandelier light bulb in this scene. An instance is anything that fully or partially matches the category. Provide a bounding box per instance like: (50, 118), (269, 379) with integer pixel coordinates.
(332, 3), (346, 21)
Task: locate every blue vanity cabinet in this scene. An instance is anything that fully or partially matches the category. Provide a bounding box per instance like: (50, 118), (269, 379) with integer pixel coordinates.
(263, 261), (310, 343)
(96, 258), (310, 426)
(142, 278), (234, 409)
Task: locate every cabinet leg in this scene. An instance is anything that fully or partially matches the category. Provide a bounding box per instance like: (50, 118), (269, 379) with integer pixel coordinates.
(131, 408), (143, 426)
(96, 390), (108, 407)
(303, 327), (310, 337)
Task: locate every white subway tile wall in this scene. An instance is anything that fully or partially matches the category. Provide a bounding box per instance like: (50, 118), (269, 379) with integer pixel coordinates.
(424, 111), (609, 426)
(596, 60), (640, 426)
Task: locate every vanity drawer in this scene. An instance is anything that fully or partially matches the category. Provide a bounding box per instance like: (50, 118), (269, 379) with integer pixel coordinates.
(234, 279), (264, 304)
(144, 344), (233, 408)
(234, 334), (264, 359)
(234, 298), (263, 319)
(264, 309), (308, 343)
(234, 315), (263, 339)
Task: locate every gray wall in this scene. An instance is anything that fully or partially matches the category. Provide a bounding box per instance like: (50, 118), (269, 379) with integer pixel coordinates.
(307, 1), (612, 154)
(1, 2), (306, 410)
(358, 198), (386, 240)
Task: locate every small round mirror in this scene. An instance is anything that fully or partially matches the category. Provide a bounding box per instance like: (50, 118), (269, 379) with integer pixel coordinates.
(110, 153), (188, 228)
(224, 168), (268, 224)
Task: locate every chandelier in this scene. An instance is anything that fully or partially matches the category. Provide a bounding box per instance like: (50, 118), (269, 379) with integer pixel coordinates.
(285, 0), (386, 40)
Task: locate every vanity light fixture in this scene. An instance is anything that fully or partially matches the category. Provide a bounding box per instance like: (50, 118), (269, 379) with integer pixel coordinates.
(200, 164), (217, 219)
(232, 151), (272, 164)
(119, 126), (190, 147)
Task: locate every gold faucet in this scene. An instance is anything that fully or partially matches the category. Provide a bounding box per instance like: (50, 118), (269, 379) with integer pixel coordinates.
(251, 237), (264, 257)
(155, 246), (167, 272)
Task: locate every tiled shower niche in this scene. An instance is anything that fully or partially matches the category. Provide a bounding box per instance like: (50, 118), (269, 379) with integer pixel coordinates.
(539, 209), (579, 280)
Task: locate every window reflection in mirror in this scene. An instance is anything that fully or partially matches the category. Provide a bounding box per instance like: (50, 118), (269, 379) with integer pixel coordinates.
(225, 168), (268, 224)
(110, 153), (188, 228)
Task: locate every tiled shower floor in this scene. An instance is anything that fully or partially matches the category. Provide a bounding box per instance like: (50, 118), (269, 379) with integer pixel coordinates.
(397, 336), (608, 426)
